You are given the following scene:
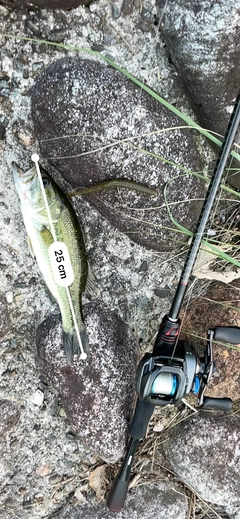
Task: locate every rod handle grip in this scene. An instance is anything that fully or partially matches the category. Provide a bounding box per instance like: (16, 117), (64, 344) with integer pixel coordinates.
(201, 396), (232, 411)
(212, 326), (240, 344)
(129, 398), (155, 439)
(107, 476), (130, 513)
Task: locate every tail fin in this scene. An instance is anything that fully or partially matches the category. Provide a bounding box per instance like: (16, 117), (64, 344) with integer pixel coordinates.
(63, 325), (89, 364)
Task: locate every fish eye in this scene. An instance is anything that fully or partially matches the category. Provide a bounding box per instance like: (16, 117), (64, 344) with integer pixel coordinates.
(42, 177), (49, 188)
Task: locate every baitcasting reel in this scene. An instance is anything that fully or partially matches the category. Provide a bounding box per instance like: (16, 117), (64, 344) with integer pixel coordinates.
(107, 91), (240, 512)
(135, 318), (238, 412)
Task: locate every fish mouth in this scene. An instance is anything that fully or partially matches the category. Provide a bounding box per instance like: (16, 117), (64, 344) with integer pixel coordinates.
(12, 161), (37, 184)
(12, 161), (39, 203)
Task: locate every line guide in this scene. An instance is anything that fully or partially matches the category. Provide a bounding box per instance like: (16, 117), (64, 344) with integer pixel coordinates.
(31, 153), (87, 361)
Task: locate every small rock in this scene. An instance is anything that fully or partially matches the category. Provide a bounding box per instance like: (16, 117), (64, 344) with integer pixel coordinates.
(121, 0), (134, 15)
(10, 339), (18, 349)
(0, 123), (6, 140)
(0, 461), (12, 478)
(140, 7), (156, 25)
(47, 397), (58, 416)
(136, 20), (152, 32)
(91, 43), (105, 52)
(139, 260), (148, 272)
(153, 421), (164, 432)
(49, 474), (62, 484)
(29, 390), (44, 408)
(112, 5), (121, 19)
(66, 431), (76, 441)
(36, 463), (52, 477)
(154, 286), (171, 298)
(0, 399), (20, 436)
(59, 408), (67, 419)
(5, 291), (13, 304)
(18, 486), (26, 494)
(0, 296), (10, 338)
(23, 68), (29, 79)
(74, 488), (86, 503)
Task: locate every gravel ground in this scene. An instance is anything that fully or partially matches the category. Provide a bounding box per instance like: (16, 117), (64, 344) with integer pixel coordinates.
(0, 2), (216, 518)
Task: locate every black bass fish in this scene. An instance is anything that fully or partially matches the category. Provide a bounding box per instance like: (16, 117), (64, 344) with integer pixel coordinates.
(12, 161), (89, 364)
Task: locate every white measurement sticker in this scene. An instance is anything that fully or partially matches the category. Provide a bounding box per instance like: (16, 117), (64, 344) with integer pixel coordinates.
(48, 241), (74, 287)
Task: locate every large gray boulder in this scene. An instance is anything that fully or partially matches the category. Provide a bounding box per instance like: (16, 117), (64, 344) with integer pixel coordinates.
(52, 481), (189, 519)
(156, 0), (240, 187)
(163, 411), (240, 519)
(36, 302), (139, 463)
(31, 57), (206, 252)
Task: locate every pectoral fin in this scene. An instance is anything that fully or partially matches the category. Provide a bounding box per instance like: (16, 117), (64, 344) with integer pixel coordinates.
(27, 235), (35, 258)
(39, 226), (54, 248)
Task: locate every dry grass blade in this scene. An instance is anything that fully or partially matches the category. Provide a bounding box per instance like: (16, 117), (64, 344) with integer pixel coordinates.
(156, 463), (229, 519)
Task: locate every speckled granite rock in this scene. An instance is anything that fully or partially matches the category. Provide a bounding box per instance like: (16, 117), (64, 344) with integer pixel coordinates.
(52, 481), (189, 519)
(0, 0), (92, 8)
(36, 301), (139, 463)
(156, 0), (240, 187)
(31, 57), (206, 252)
(164, 412), (240, 519)
(0, 296), (10, 339)
(0, 399), (20, 436)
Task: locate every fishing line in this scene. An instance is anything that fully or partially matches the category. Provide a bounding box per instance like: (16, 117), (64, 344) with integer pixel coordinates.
(31, 153), (87, 361)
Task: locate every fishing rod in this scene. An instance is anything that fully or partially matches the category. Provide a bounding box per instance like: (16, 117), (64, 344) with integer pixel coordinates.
(107, 91), (240, 512)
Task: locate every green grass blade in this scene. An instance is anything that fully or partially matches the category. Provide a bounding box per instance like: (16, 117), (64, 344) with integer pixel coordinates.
(1, 33), (240, 163)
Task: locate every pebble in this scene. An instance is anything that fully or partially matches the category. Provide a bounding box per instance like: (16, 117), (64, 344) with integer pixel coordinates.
(91, 43), (105, 52)
(121, 0), (134, 14)
(47, 397), (58, 416)
(154, 286), (171, 298)
(74, 488), (86, 503)
(29, 390), (44, 408)
(140, 7), (156, 25)
(0, 461), (11, 478)
(153, 421), (164, 432)
(139, 260), (148, 272)
(136, 20), (152, 32)
(10, 339), (18, 349)
(59, 408), (67, 419)
(49, 474), (62, 484)
(0, 123), (6, 140)
(66, 431), (76, 441)
(5, 291), (13, 304)
(36, 463), (52, 477)
(112, 4), (121, 18)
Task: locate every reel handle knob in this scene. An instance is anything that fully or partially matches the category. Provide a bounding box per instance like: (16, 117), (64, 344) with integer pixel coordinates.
(201, 396), (232, 412)
(211, 326), (240, 344)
